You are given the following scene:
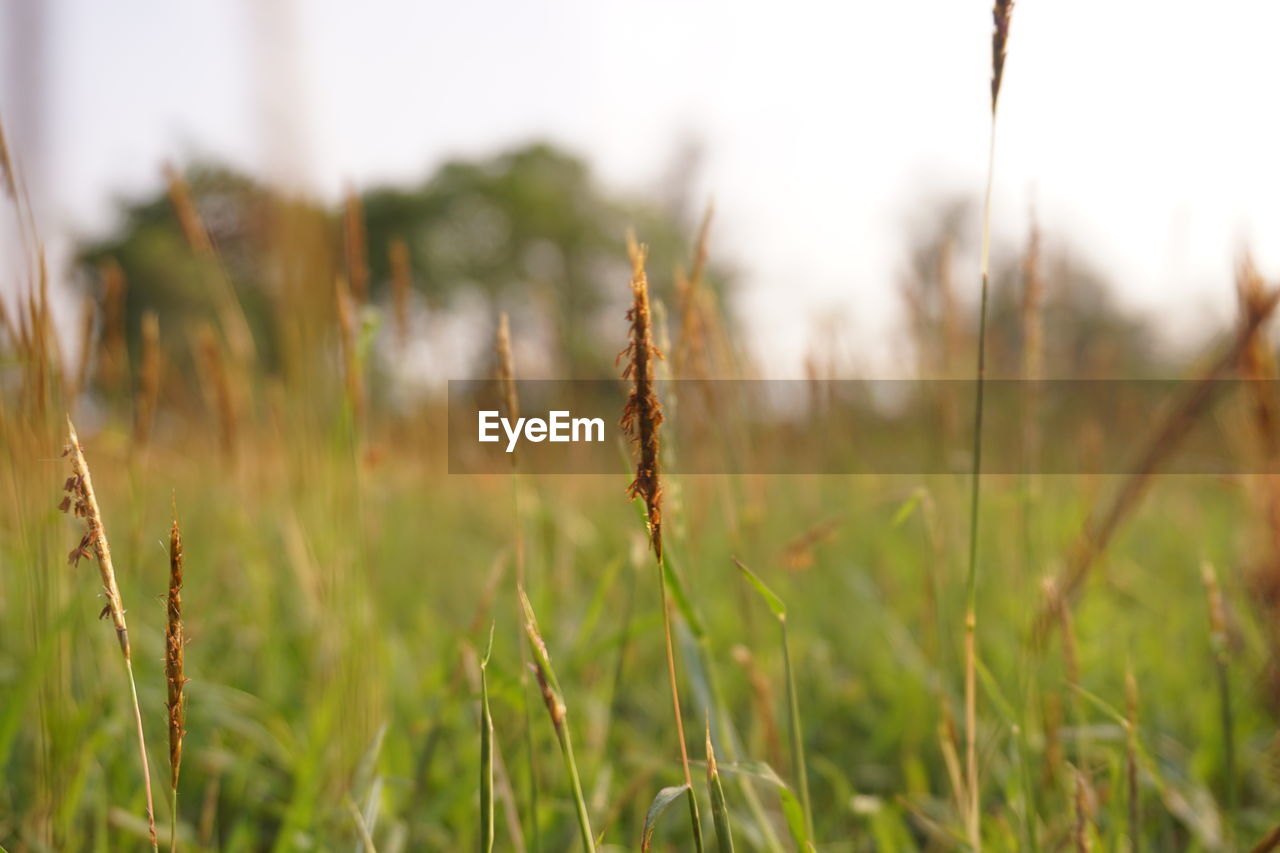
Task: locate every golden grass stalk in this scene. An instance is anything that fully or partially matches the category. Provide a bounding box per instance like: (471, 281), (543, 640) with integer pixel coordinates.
(518, 587), (596, 852)
(675, 204), (714, 382)
(496, 312), (520, 425)
(61, 417), (159, 851)
(194, 324), (238, 457)
(335, 275), (366, 428)
(1250, 825), (1280, 853)
(730, 645), (784, 770)
(621, 233), (703, 850)
(134, 311), (163, 447)
(1073, 767), (1091, 852)
(97, 259), (128, 396)
(964, 3), (1016, 847)
(1035, 285), (1280, 634)
(163, 163), (256, 365)
(389, 237), (412, 352)
(493, 314), (540, 849)
(72, 295), (96, 401)
(344, 187), (369, 305)
(167, 514), (187, 852)
(1020, 215), (1044, 576)
(1235, 257), (1280, 707)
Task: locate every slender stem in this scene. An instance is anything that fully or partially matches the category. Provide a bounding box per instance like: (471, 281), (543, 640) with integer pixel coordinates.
(554, 718), (595, 852)
(1214, 643), (1235, 839)
(657, 554), (704, 851)
(964, 106), (999, 853)
(125, 657), (160, 852)
(780, 620), (812, 839)
(170, 788), (178, 853)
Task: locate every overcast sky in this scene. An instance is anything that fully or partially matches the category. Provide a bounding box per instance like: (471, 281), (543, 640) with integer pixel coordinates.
(3, 0), (1279, 374)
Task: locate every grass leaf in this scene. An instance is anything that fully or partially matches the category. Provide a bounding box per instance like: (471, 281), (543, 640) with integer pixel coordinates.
(642, 784), (692, 851)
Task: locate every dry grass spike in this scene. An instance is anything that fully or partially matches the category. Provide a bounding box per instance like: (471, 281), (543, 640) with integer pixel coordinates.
(61, 416), (159, 850)
(620, 232), (665, 559)
(167, 511), (188, 852)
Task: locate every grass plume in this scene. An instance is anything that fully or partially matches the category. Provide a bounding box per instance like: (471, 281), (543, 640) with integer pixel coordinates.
(621, 233), (703, 850)
(964, 3), (1016, 847)
(1036, 285), (1280, 633)
(62, 417), (159, 851)
(166, 513), (188, 852)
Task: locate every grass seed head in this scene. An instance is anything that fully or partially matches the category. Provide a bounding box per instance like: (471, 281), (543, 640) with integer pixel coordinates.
(166, 515), (187, 791)
(62, 417), (131, 657)
(495, 311), (519, 422)
(620, 232), (665, 559)
(991, 0), (1015, 111)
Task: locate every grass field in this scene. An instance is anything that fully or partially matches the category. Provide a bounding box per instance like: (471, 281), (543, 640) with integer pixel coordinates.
(7, 4), (1280, 851)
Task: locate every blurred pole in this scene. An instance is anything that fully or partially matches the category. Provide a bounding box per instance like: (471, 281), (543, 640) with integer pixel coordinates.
(246, 0), (313, 193)
(4, 0), (50, 221)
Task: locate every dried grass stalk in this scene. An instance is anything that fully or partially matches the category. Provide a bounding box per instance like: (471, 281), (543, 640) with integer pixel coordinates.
(97, 259), (128, 395)
(496, 312), (519, 423)
(389, 237), (412, 351)
(164, 163), (256, 365)
(335, 275), (366, 427)
(134, 311), (163, 446)
(344, 187), (369, 304)
(195, 325), (238, 457)
(73, 295), (96, 400)
(62, 417), (159, 850)
(1036, 286), (1280, 636)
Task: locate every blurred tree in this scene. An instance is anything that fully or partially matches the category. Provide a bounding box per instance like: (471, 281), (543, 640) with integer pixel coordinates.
(898, 195), (1163, 379)
(76, 143), (733, 387)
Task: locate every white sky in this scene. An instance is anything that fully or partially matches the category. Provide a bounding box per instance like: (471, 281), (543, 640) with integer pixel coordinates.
(3, 0), (1280, 375)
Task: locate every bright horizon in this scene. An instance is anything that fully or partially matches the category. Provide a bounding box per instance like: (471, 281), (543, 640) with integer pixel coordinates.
(3, 0), (1279, 375)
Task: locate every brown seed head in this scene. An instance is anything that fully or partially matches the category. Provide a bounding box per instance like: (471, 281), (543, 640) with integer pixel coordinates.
(344, 187), (369, 304)
(991, 0), (1015, 111)
(495, 312), (519, 422)
(166, 515), (187, 791)
(619, 233), (665, 559)
(389, 237), (412, 349)
(133, 311), (163, 445)
(62, 417), (131, 658)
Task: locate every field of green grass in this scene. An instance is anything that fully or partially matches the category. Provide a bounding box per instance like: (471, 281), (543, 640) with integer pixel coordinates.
(6, 4), (1280, 849)
(5, 376), (1280, 851)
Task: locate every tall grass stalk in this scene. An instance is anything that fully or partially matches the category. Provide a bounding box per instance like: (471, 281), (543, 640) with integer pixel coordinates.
(621, 233), (703, 851)
(518, 587), (595, 852)
(479, 622), (496, 853)
(495, 313), (538, 853)
(62, 417), (159, 851)
(964, 3), (1014, 848)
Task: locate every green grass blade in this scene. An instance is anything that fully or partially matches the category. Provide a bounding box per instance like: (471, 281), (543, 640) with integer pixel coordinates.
(733, 558), (812, 839)
(642, 784), (692, 851)
(706, 724), (736, 853)
(480, 622), (496, 853)
(518, 588), (596, 852)
(732, 557), (786, 620)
